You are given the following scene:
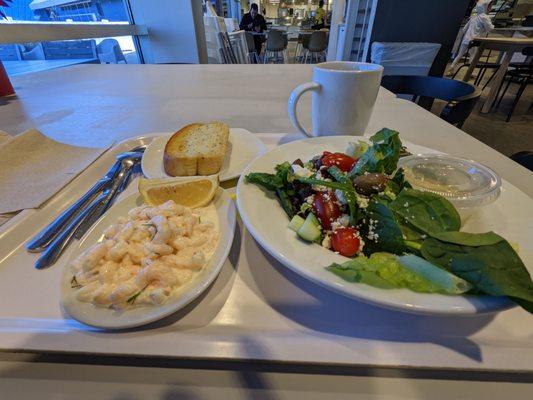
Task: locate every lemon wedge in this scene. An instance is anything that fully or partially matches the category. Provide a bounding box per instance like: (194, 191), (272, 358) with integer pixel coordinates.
(138, 175), (218, 208)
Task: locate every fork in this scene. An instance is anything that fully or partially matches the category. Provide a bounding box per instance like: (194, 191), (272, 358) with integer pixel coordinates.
(26, 146), (146, 253)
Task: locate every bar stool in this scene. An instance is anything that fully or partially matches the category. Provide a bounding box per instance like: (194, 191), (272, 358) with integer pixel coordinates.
(244, 31), (259, 63)
(264, 30), (286, 64)
(282, 33), (289, 63)
(303, 31), (328, 64)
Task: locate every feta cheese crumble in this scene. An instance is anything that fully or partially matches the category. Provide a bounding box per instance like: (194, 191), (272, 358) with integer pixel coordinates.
(292, 164), (314, 178)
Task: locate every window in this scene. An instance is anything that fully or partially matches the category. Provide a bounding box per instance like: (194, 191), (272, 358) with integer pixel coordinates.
(0, 0), (140, 75)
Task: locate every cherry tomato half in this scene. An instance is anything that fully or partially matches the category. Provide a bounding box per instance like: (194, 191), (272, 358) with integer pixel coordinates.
(331, 227), (361, 257)
(313, 191), (340, 231)
(321, 152), (357, 172)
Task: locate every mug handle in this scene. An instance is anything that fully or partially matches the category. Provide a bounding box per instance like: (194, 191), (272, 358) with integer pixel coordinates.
(288, 82), (321, 137)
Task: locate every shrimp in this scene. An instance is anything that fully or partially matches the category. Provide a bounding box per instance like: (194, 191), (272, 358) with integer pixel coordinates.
(163, 251), (205, 270)
(75, 281), (99, 302)
(135, 262), (177, 287)
(149, 288), (169, 305)
(149, 215), (171, 244)
(144, 242), (174, 256)
(75, 269), (99, 286)
(77, 242), (107, 272)
(71, 200), (216, 309)
(103, 224), (121, 239)
(115, 221), (135, 242)
(92, 284), (114, 305)
(182, 215), (198, 237)
(108, 241), (129, 262)
(99, 260), (119, 284)
(128, 242), (147, 264)
(129, 226), (151, 242)
(109, 281), (138, 303)
(128, 205), (149, 220)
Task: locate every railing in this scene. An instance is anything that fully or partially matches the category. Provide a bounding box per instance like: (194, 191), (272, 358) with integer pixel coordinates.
(0, 21), (147, 44)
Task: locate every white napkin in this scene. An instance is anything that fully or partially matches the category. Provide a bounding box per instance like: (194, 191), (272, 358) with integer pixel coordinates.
(0, 129), (109, 215)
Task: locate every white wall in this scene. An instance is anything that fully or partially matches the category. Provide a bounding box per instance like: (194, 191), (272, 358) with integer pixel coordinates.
(326, 0), (346, 61)
(129, 0), (207, 64)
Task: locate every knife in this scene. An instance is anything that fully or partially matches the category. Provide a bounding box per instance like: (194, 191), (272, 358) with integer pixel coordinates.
(73, 159), (137, 240)
(34, 192), (109, 269)
(25, 161), (121, 252)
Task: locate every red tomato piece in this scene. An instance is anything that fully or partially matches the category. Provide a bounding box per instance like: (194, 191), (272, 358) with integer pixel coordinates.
(321, 152), (357, 172)
(313, 191), (341, 230)
(331, 227), (361, 257)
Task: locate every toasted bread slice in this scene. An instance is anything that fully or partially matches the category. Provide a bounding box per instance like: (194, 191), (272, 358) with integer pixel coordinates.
(163, 122), (229, 176)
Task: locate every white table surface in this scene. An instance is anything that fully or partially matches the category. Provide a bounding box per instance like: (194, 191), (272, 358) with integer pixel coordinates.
(1, 65), (532, 397)
(1, 64), (531, 197)
(2, 59), (99, 77)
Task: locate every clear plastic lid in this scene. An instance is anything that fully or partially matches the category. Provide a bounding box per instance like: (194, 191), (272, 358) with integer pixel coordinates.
(398, 154), (502, 208)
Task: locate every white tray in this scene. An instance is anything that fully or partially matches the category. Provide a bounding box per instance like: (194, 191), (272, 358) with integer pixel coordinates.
(1, 134), (533, 374)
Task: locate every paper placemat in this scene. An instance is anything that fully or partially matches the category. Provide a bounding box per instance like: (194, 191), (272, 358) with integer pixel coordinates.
(0, 129), (109, 215)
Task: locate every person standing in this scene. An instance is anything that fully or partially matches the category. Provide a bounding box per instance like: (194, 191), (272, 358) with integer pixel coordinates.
(448, 0), (494, 76)
(240, 3), (268, 56)
(312, 1), (326, 30)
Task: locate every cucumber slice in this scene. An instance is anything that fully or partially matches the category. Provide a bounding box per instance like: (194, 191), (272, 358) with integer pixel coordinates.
(306, 212), (320, 226)
(396, 254), (472, 295)
(288, 215), (305, 232)
(297, 213), (322, 242)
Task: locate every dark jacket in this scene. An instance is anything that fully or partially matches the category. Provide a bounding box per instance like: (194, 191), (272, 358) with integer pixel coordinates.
(239, 12), (267, 33)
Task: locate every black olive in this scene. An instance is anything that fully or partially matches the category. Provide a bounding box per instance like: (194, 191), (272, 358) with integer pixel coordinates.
(292, 158), (304, 167)
(312, 155), (322, 170)
(294, 182), (314, 202)
(353, 173), (388, 196)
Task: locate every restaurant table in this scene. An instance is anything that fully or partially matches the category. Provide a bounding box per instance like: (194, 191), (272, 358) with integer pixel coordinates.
(2, 59), (100, 77)
(493, 26), (533, 37)
(1, 65), (532, 399)
(462, 36), (533, 113)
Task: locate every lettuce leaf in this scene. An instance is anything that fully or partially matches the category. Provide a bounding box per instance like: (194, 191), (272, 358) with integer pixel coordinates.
(350, 128), (402, 176)
(327, 253), (443, 293)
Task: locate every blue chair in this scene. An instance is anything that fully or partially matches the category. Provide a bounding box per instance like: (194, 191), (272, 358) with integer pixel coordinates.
(510, 151), (533, 171)
(97, 39), (126, 64)
(493, 47), (533, 122)
(20, 44), (45, 60)
(381, 75), (481, 128)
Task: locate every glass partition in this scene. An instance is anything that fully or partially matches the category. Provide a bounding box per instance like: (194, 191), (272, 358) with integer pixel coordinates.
(0, 0), (140, 75)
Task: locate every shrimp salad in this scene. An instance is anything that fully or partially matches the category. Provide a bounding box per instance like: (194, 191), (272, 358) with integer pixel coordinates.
(69, 200), (219, 309)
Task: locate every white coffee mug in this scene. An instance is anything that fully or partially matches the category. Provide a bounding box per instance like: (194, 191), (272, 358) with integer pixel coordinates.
(288, 61), (383, 137)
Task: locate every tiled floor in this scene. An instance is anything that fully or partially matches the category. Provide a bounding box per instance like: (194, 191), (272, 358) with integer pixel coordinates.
(435, 68), (532, 158)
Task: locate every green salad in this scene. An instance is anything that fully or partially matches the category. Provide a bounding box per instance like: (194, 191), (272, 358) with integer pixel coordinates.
(245, 128), (533, 314)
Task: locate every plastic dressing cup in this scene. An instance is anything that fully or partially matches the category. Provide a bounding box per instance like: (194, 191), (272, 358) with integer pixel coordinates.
(398, 154), (502, 221)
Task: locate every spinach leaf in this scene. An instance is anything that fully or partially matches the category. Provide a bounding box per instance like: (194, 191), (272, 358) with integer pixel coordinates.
(391, 188), (461, 235)
(295, 176), (348, 191)
(246, 162), (298, 218)
(391, 167), (411, 191)
(276, 188), (296, 218)
(397, 216), (426, 241)
(362, 198), (405, 255)
(431, 231), (504, 246)
(510, 297), (533, 314)
(245, 172), (283, 191)
(275, 161), (294, 183)
(420, 238), (533, 309)
(350, 128), (402, 176)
